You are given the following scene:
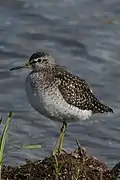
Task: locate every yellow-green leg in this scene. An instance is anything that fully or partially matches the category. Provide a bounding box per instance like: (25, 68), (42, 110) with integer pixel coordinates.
(58, 121), (67, 153)
(52, 121), (67, 156)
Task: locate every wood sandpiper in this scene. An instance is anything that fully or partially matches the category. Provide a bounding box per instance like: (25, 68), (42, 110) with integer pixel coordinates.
(10, 52), (113, 154)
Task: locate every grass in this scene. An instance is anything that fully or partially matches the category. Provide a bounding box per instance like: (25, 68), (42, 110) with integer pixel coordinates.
(53, 154), (62, 180)
(75, 168), (80, 180)
(53, 155), (59, 180)
(0, 111), (13, 180)
(0, 111), (41, 180)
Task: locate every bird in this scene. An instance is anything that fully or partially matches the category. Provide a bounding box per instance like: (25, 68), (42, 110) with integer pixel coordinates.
(10, 52), (113, 154)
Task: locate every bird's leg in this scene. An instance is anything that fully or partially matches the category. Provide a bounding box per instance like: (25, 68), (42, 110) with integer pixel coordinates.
(52, 120), (67, 156)
(58, 120), (67, 153)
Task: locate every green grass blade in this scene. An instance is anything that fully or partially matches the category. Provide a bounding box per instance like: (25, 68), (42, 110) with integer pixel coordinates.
(2, 144), (41, 162)
(0, 111), (13, 164)
(2, 147), (20, 162)
(23, 144), (41, 149)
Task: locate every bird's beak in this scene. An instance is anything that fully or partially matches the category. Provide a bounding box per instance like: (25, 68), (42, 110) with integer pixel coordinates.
(10, 62), (30, 71)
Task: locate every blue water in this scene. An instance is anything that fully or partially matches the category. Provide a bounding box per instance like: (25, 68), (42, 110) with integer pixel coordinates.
(0, 0), (120, 168)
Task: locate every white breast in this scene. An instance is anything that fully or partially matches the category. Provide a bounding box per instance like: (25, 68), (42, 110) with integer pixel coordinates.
(25, 75), (92, 123)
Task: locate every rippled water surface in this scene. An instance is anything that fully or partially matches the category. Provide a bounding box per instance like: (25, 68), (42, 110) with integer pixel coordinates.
(0, 0), (120, 167)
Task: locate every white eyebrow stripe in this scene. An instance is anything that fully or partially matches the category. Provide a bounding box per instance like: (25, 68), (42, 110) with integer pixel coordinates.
(35, 58), (39, 61)
(29, 58), (39, 64)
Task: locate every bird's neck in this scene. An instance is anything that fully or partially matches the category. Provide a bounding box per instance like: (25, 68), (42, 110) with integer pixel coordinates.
(31, 66), (56, 87)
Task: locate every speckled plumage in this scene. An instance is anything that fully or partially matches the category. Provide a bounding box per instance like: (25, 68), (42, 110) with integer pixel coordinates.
(25, 52), (113, 123)
(54, 65), (113, 113)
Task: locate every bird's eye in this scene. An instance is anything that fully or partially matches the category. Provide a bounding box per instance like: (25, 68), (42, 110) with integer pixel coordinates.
(37, 58), (41, 62)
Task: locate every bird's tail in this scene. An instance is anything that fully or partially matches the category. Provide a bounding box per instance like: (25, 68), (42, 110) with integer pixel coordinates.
(91, 97), (113, 114)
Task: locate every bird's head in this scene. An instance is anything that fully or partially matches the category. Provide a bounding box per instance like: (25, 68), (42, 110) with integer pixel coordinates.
(10, 52), (56, 72)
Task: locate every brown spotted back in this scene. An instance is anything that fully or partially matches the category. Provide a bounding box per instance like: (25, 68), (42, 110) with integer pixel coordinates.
(54, 65), (113, 114)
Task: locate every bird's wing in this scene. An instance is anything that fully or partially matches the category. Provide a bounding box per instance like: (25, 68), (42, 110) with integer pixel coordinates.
(55, 66), (113, 113)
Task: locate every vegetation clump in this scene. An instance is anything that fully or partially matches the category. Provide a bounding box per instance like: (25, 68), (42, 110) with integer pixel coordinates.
(2, 146), (120, 180)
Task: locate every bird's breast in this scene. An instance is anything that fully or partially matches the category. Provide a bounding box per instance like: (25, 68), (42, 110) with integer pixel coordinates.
(25, 74), (92, 122)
